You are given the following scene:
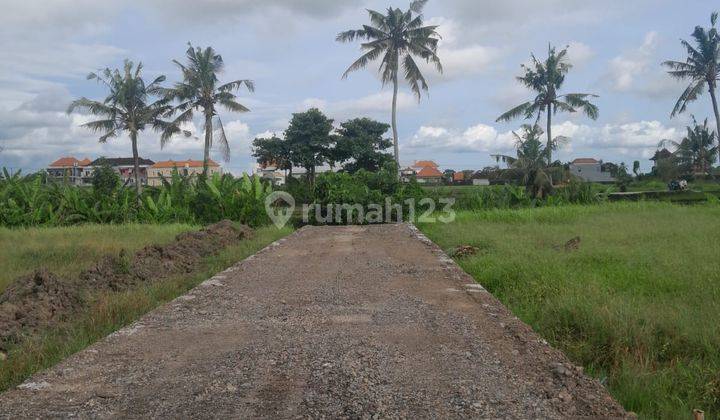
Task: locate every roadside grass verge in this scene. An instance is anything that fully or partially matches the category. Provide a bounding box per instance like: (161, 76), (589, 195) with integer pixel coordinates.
(0, 224), (195, 293)
(418, 202), (720, 418)
(0, 224), (292, 392)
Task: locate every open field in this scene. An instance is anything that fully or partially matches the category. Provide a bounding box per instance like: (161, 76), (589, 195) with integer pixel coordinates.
(418, 202), (720, 418)
(0, 224), (292, 391)
(0, 224), (195, 293)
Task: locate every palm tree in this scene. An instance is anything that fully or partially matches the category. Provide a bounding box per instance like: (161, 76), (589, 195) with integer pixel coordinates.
(663, 12), (720, 163)
(496, 45), (598, 164)
(492, 124), (557, 198)
(163, 43), (254, 177)
(659, 116), (718, 176)
(337, 0), (442, 173)
(68, 60), (171, 203)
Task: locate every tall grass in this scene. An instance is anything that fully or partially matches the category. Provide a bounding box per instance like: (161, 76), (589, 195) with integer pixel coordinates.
(0, 224), (293, 391)
(418, 202), (720, 418)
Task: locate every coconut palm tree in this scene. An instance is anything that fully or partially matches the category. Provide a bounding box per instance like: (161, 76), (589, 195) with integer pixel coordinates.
(663, 12), (720, 163)
(659, 116), (718, 176)
(491, 124), (557, 198)
(496, 45), (598, 164)
(68, 59), (172, 203)
(336, 0), (442, 173)
(163, 43), (254, 177)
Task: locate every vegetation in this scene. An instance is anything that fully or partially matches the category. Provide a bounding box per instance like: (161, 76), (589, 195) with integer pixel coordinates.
(337, 0), (442, 170)
(162, 43), (255, 176)
(418, 202), (720, 418)
(284, 108), (335, 183)
(252, 111), (394, 179)
(0, 169), (271, 227)
(0, 224), (292, 391)
(663, 11), (720, 161)
(67, 60), (172, 202)
(496, 45), (598, 164)
(659, 116), (718, 177)
(491, 124), (556, 198)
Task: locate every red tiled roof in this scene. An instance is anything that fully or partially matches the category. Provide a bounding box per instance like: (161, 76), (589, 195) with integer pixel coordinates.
(417, 166), (443, 178)
(414, 160), (439, 168)
(49, 157), (90, 167)
(151, 159), (219, 169)
(453, 172), (465, 181)
(571, 158), (599, 164)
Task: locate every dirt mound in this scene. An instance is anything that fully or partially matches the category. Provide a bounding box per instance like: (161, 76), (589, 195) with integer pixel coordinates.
(0, 221), (253, 350)
(0, 270), (82, 348)
(81, 220), (253, 291)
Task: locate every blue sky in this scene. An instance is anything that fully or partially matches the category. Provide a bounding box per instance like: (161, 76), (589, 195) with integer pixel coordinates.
(0, 0), (717, 173)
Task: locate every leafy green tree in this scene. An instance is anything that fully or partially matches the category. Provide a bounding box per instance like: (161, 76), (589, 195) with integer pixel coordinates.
(663, 12), (720, 163)
(660, 116), (718, 176)
(68, 60), (171, 202)
(251, 135), (292, 176)
(284, 108), (334, 183)
(333, 118), (394, 173)
(633, 160), (641, 177)
(337, 0), (442, 172)
(90, 159), (121, 198)
(163, 43), (254, 176)
(492, 124), (555, 198)
(496, 45), (599, 164)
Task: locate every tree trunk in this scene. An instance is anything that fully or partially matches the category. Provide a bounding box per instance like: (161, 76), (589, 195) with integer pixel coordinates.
(391, 70), (400, 180)
(203, 111), (213, 178)
(709, 84), (720, 165)
(130, 130), (142, 205)
(546, 104), (553, 166)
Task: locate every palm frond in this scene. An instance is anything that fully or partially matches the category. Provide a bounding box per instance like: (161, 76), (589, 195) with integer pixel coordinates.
(496, 101), (534, 122)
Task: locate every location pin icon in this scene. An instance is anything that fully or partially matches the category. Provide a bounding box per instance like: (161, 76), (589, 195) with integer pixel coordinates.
(265, 191), (295, 228)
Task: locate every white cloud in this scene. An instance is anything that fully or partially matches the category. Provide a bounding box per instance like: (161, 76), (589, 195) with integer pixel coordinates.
(566, 41), (595, 67)
(404, 119), (683, 162)
(406, 123), (515, 153)
(300, 91), (416, 120)
(421, 17), (503, 81)
(603, 31), (680, 98)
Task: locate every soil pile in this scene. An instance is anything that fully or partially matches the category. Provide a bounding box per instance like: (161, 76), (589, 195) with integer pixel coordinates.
(0, 270), (82, 347)
(0, 221), (252, 350)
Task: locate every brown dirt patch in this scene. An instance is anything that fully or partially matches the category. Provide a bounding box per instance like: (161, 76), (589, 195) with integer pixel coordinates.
(0, 220), (252, 350)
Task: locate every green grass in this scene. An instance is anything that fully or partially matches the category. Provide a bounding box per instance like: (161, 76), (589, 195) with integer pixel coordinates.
(0, 224), (293, 392)
(0, 224), (196, 293)
(418, 202), (720, 418)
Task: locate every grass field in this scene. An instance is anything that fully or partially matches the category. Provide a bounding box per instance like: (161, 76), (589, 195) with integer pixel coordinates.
(0, 224), (196, 293)
(0, 224), (293, 391)
(418, 202), (720, 418)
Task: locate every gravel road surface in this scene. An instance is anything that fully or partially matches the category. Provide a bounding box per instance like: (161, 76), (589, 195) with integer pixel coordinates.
(0, 224), (627, 418)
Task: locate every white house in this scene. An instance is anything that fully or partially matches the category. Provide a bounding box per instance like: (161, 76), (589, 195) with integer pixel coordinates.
(569, 158), (615, 183)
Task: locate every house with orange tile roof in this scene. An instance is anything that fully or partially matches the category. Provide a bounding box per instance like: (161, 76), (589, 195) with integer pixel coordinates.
(415, 165), (443, 184)
(147, 159), (221, 185)
(47, 156), (93, 185)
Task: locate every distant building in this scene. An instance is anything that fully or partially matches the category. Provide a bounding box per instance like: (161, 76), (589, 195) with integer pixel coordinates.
(650, 148), (674, 169)
(569, 158), (615, 183)
(452, 172), (465, 183)
(254, 162), (286, 186)
(412, 160), (439, 172)
(47, 157), (92, 185)
(400, 167), (416, 183)
(147, 159), (220, 186)
(415, 166), (443, 184)
(91, 157), (155, 186)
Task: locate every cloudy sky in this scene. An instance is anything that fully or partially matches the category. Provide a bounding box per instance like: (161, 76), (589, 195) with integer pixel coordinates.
(0, 0), (716, 173)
